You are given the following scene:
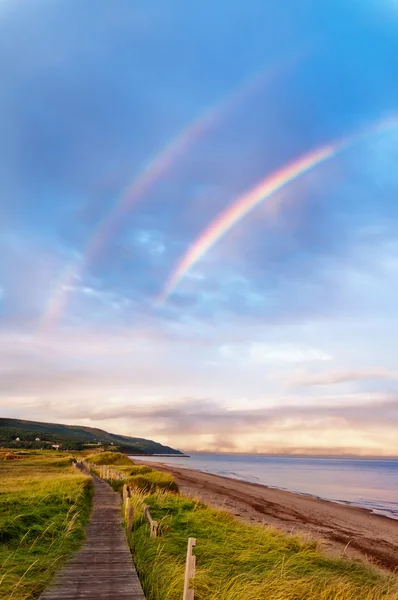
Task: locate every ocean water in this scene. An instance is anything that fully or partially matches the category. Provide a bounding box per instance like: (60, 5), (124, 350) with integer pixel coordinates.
(137, 453), (398, 520)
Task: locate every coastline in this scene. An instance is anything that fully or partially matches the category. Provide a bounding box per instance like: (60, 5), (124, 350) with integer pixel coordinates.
(136, 459), (398, 571)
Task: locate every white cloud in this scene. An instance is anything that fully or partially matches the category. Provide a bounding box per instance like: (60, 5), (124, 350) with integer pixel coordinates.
(219, 342), (331, 364)
(249, 342), (331, 363)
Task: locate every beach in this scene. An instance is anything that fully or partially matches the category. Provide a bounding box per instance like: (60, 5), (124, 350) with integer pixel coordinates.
(138, 460), (398, 571)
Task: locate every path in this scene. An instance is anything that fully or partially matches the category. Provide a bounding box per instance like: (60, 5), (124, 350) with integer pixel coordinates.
(40, 475), (145, 600)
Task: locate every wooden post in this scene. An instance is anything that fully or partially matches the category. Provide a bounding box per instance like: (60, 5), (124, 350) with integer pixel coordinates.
(122, 484), (128, 506)
(183, 538), (197, 600)
(125, 497), (131, 519)
(127, 505), (134, 532)
(144, 505), (158, 537)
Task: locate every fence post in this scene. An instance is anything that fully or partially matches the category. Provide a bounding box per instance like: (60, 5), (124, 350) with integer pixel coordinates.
(127, 505), (134, 532)
(125, 497), (131, 519)
(122, 484), (128, 506)
(151, 521), (158, 538)
(143, 505), (158, 537)
(183, 538), (196, 600)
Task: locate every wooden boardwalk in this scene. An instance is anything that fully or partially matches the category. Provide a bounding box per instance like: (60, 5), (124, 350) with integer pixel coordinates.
(40, 475), (145, 600)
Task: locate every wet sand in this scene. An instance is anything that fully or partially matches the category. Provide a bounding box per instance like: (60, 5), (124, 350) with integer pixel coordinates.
(137, 460), (398, 571)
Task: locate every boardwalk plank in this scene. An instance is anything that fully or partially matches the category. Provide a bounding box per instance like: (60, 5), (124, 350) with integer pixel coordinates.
(39, 476), (145, 600)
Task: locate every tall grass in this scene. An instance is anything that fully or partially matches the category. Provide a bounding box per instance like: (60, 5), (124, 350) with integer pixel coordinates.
(85, 451), (133, 466)
(127, 471), (178, 493)
(127, 490), (398, 600)
(0, 452), (92, 600)
(129, 465), (154, 476)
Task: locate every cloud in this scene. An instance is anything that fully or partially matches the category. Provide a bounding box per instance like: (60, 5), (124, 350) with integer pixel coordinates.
(1, 319), (397, 454)
(291, 369), (398, 387)
(2, 393), (396, 455)
(249, 342), (331, 363)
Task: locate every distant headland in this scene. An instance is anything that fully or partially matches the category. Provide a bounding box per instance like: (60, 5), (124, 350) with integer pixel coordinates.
(0, 417), (183, 455)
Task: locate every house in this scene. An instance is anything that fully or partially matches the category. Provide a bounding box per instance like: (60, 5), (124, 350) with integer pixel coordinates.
(15, 437), (20, 442)
(35, 438), (40, 442)
(51, 444), (60, 450)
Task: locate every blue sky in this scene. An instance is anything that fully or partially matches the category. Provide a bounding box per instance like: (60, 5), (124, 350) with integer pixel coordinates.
(1, 0), (398, 454)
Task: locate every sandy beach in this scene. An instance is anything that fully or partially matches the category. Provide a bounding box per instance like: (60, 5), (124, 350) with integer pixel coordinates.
(138, 460), (398, 572)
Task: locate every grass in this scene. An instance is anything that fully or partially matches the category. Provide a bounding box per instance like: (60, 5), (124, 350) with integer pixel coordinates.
(0, 451), (92, 600)
(126, 490), (398, 600)
(88, 456), (179, 495)
(129, 465), (154, 476)
(63, 452), (398, 599)
(126, 471), (179, 493)
(85, 451), (134, 466)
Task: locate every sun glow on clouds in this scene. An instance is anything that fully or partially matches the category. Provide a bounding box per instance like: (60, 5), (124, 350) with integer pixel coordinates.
(1, 323), (398, 454)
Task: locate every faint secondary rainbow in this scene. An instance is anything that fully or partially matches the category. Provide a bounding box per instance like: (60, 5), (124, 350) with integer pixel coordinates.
(40, 57), (296, 329)
(160, 115), (398, 302)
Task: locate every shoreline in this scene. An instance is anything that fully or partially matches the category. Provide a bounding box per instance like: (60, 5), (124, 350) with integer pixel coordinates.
(134, 458), (398, 521)
(136, 459), (398, 572)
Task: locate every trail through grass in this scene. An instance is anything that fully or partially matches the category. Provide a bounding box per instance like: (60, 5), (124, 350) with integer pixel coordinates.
(0, 452), (92, 600)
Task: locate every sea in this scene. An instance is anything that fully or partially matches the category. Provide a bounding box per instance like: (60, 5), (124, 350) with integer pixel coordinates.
(137, 453), (398, 520)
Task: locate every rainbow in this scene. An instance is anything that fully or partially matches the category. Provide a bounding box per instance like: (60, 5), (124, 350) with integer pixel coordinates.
(160, 116), (398, 302)
(40, 58), (294, 329)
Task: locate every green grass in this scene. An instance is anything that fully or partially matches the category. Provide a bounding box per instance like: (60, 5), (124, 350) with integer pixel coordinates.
(126, 471), (179, 493)
(87, 456), (179, 494)
(127, 490), (398, 600)
(129, 465), (154, 476)
(0, 451), (92, 600)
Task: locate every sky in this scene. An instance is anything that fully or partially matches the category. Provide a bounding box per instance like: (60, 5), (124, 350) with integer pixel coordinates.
(1, 0), (398, 455)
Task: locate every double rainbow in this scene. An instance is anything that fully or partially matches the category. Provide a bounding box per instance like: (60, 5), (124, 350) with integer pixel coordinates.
(40, 60), (290, 329)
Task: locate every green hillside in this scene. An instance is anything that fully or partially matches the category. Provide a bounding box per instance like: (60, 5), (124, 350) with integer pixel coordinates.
(0, 418), (182, 454)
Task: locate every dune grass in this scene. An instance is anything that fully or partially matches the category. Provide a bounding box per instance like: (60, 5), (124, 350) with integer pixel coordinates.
(89, 457), (179, 495)
(129, 465), (154, 476)
(0, 451), (92, 600)
(85, 450), (133, 466)
(127, 489), (398, 600)
(126, 470), (179, 493)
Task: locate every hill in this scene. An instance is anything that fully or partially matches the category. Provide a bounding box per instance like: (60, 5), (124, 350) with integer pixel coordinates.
(0, 417), (182, 454)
